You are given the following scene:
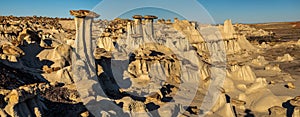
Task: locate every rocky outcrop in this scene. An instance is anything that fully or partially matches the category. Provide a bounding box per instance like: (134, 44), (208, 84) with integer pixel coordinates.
(235, 23), (272, 38)
(227, 65), (256, 83)
(223, 19), (236, 39)
(264, 64), (281, 72)
(1, 84), (48, 117)
(290, 96), (300, 107)
(276, 53), (294, 62)
(123, 44), (181, 99)
(251, 55), (269, 66)
(0, 42), (24, 62)
(173, 20), (204, 44)
(241, 78), (282, 113)
(97, 33), (115, 52)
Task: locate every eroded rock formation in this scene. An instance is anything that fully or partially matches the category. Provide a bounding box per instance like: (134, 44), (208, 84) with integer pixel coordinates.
(0, 11), (299, 117)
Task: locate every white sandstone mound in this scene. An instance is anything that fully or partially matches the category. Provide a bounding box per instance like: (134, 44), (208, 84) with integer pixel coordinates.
(208, 93), (235, 117)
(37, 44), (71, 70)
(224, 38), (242, 54)
(227, 65), (256, 83)
(236, 35), (257, 51)
(265, 64), (281, 72)
(276, 54), (294, 62)
(243, 78), (282, 113)
(215, 103), (235, 117)
(245, 78), (268, 94)
(206, 22), (243, 55)
(209, 93), (227, 114)
(269, 106), (286, 117)
(251, 55), (269, 66)
(222, 78), (236, 93)
(172, 20), (204, 43)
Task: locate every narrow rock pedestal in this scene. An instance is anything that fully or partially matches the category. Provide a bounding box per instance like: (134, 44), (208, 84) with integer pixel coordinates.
(132, 15), (143, 36)
(144, 15), (158, 39)
(70, 9), (103, 110)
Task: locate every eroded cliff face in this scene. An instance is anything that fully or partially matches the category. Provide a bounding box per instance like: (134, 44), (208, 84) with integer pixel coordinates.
(0, 14), (299, 116)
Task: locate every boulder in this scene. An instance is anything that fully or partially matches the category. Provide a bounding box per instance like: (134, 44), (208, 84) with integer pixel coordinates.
(269, 106), (286, 117)
(251, 56), (269, 66)
(265, 64), (281, 72)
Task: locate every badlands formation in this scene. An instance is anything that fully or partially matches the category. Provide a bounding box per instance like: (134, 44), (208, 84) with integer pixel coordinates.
(0, 10), (299, 116)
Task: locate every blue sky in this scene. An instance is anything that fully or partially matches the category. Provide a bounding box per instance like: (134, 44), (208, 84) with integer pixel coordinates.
(0, 0), (299, 24)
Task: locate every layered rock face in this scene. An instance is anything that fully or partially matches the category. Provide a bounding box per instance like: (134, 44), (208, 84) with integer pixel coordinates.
(0, 11), (299, 116)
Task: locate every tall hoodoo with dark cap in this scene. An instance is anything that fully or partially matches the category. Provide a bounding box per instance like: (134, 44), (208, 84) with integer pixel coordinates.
(144, 15), (158, 39)
(70, 10), (102, 103)
(132, 15), (143, 36)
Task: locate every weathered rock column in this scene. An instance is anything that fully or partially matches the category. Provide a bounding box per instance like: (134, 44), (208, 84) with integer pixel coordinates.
(70, 10), (102, 102)
(144, 15), (157, 38)
(71, 10), (124, 117)
(70, 10), (99, 63)
(223, 19), (235, 39)
(126, 22), (133, 39)
(132, 15), (143, 36)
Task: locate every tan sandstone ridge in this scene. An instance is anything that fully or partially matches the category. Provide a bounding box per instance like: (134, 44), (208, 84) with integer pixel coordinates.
(0, 10), (299, 116)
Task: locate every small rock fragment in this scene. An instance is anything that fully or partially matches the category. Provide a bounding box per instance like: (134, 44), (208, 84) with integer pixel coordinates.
(285, 82), (296, 89)
(290, 96), (300, 107)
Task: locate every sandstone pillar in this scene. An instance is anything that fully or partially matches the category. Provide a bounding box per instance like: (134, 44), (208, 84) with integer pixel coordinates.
(70, 9), (101, 99)
(127, 22), (133, 39)
(144, 15), (158, 38)
(132, 15), (143, 36)
(224, 19), (235, 39)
